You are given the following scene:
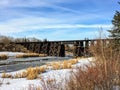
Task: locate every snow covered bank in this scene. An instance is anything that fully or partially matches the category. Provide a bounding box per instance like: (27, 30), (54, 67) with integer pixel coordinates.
(0, 57), (94, 90)
(0, 52), (24, 57)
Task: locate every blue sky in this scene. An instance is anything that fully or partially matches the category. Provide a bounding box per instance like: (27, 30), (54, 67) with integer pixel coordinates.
(0, 0), (120, 40)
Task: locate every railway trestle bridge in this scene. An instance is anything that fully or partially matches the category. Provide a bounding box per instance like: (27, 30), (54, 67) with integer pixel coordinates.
(15, 39), (112, 57)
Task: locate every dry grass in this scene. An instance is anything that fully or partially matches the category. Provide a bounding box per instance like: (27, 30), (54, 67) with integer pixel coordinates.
(21, 71), (28, 78)
(13, 71), (28, 78)
(0, 54), (8, 60)
(16, 53), (39, 58)
(1, 72), (12, 78)
(61, 59), (79, 69)
(49, 62), (61, 70)
(68, 59), (79, 65)
(67, 39), (120, 90)
(26, 67), (38, 80)
(1, 66), (47, 80)
(39, 75), (65, 90)
(67, 61), (120, 90)
(16, 53), (47, 58)
(62, 60), (68, 69)
(14, 73), (22, 78)
(1, 58), (79, 80)
(1, 39), (120, 89)
(26, 66), (46, 80)
(38, 66), (46, 73)
(27, 84), (41, 90)
(39, 54), (47, 57)
(47, 59), (79, 70)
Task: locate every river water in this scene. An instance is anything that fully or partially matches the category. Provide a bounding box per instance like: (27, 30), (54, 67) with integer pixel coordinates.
(0, 56), (72, 73)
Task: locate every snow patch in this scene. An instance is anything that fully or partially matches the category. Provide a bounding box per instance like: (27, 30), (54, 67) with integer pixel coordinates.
(0, 52), (24, 57)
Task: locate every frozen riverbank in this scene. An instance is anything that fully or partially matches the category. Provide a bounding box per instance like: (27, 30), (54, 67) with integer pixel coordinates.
(0, 52), (72, 73)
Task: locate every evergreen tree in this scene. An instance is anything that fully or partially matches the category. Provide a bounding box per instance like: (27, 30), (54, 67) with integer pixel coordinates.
(108, 3), (120, 49)
(108, 11), (120, 39)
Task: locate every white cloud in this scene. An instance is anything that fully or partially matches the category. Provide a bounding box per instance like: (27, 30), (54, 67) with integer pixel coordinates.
(0, 17), (112, 34)
(0, 0), (80, 14)
(31, 24), (112, 29)
(0, 12), (112, 34)
(22, 28), (109, 40)
(0, 0), (115, 40)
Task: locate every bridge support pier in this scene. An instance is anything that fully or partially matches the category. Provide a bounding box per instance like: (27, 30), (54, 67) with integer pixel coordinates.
(73, 41), (84, 57)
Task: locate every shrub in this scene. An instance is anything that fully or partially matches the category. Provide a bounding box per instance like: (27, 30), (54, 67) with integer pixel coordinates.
(67, 39), (120, 90)
(68, 60), (120, 90)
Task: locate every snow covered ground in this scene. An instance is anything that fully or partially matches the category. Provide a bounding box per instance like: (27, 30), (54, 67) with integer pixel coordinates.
(0, 56), (93, 90)
(0, 69), (71, 90)
(0, 52), (24, 57)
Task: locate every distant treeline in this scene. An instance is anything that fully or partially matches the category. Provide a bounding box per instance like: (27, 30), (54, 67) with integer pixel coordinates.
(0, 35), (42, 52)
(0, 35), (48, 44)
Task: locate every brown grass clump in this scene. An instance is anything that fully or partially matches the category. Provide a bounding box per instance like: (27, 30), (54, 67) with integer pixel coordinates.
(14, 73), (22, 78)
(50, 62), (61, 70)
(13, 71), (28, 78)
(0, 54), (8, 60)
(16, 53), (40, 58)
(1, 72), (12, 78)
(47, 59), (79, 70)
(38, 66), (46, 73)
(68, 59), (79, 65)
(62, 59), (79, 69)
(67, 39), (120, 90)
(1, 58), (79, 80)
(26, 67), (38, 80)
(21, 71), (28, 78)
(26, 66), (46, 80)
(39, 54), (47, 57)
(62, 60), (70, 69)
(1, 66), (46, 80)
(16, 53), (47, 58)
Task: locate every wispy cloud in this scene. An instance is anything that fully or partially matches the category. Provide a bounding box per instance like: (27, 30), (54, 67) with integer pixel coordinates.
(0, 0), (118, 40)
(0, 16), (112, 34)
